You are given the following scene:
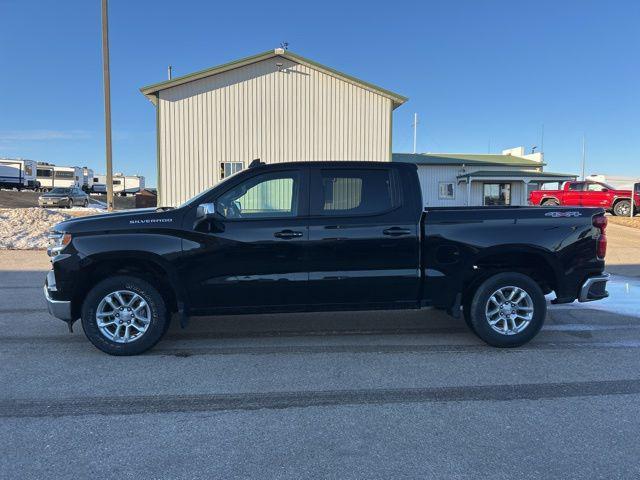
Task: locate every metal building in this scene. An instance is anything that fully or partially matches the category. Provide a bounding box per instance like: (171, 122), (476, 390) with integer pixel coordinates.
(141, 48), (407, 206)
(394, 147), (577, 207)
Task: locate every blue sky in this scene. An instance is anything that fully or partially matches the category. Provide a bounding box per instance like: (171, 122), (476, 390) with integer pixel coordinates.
(1, 0), (639, 186)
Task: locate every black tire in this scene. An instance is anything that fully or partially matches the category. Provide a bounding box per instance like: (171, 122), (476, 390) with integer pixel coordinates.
(468, 272), (546, 348)
(83, 199), (89, 207)
(613, 200), (631, 217)
(81, 275), (170, 355)
(541, 199), (559, 207)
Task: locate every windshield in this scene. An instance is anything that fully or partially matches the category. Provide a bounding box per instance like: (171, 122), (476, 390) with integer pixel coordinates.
(177, 170), (244, 209)
(49, 188), (71, 194)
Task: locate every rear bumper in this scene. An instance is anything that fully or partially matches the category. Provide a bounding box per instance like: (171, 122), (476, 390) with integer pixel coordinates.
(44, 271), (72, 321)
(578, 273), (610, 302)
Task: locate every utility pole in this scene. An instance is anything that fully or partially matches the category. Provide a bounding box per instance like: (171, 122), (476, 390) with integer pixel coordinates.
(101, 0), (114, 212)
(412, 113), (418, 154)
(581, 135), (586, 181)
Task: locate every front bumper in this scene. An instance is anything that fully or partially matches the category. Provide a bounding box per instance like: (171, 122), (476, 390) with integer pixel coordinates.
(578, 273), (610, 302)
(39, 198), (70, 207)
(44, 270), (72, 321)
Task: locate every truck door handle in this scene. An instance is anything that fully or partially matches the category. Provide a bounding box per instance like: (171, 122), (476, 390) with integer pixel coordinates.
(274, 230), (303, 239)
(383, 227), (412, 236)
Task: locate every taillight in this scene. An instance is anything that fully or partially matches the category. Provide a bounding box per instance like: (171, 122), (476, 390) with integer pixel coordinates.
(593, 214), (607, 259)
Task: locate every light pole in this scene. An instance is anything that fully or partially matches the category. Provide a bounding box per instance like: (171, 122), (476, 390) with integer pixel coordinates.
(101, 0), (114, 211)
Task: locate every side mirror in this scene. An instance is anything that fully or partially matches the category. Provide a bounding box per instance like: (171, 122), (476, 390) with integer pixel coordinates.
(196, 202), (218, 220)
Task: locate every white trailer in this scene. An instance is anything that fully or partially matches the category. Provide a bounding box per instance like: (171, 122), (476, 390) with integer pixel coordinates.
(0, 158), (39, 190)
(36, 164), (82, 191)
(94, 173), (145, 196)
(82, 167), (95, 192)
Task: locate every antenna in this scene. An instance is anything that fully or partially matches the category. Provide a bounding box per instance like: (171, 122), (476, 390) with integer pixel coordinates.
(412, 113), (419, 154)
(540, 123), (544, 152)
(581, 135), (586, 180)
(168, 65), (172, 80)
(280, 41), (289, 51)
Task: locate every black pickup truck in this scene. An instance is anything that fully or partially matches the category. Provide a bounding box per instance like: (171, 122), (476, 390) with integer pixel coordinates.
(44, 161), (609, 355)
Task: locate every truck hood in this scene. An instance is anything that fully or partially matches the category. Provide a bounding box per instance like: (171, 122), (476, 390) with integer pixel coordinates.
(52, 208), (180, 234)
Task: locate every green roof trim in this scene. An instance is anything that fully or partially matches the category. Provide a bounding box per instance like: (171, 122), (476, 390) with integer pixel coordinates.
(140, 49), (408, 108)
(393, 152), (547, 167)
(456, 170), (577, 180)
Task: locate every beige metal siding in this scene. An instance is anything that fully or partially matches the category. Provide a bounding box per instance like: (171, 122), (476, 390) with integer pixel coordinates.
(157, 58), (393, 206)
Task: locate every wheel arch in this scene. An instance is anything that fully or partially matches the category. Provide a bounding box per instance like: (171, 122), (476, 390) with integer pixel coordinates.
(461, 245), (560, 306)
(71, 252), (187, 321)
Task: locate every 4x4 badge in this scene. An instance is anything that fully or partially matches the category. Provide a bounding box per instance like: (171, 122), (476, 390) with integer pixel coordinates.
(544, 211), (582, 217)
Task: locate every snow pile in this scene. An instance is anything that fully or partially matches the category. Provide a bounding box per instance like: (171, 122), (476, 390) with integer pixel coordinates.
(0, 208), (73, 249)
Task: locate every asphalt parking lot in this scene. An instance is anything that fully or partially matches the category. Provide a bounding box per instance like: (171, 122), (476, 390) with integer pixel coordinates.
(2, 224), (640, 479)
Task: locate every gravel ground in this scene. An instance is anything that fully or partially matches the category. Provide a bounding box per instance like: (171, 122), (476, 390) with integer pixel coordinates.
(609, 215), (640, 229)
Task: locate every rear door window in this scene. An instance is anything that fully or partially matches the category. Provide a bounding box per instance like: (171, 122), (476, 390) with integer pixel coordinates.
(312, 168), (402, 216)
(568, 182), (585, 191)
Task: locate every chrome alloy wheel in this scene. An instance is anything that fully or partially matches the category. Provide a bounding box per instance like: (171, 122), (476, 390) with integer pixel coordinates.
(96, 290), (151, 343)
(485, 286), (534, 335)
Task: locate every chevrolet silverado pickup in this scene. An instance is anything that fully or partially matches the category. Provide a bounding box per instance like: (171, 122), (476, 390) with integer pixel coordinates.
(44, 160), (610, 355)
(529, 180), (639, 216)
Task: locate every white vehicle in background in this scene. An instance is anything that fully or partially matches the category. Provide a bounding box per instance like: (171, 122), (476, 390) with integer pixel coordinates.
(82, 167), (95, 192)
(36, 164), (82, 191)
(0, 158), (39, 190)
(94, 172), (145, 196)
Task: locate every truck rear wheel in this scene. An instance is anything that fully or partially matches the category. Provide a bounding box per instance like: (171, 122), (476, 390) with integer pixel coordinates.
(468, 272), (546, 348)
(541, 199), (559, 206)
(81, 275), (170, 355)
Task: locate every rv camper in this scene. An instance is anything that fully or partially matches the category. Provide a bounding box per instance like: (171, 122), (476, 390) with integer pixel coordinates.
(94, 173), (145, 196)
(0, 158), (39, 190)
(82, 167), (95, 192)
(36, 164), (82, 191)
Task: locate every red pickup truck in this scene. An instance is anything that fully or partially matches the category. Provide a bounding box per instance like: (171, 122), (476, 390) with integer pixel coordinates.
(529, 180), (639, 216)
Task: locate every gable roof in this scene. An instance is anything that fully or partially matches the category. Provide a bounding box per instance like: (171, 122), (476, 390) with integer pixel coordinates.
(140, 49), (408, 108)
(393, 152), (546, 167)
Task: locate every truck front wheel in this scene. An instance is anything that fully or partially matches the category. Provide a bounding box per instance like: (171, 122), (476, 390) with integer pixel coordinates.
(81, 275), (170, 355)
(468, 272), (546, 347)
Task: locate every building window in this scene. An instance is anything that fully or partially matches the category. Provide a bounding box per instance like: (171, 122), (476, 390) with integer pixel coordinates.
(483, 183), (511, 205)
(93, 177), (99, 182)
(220, 162), (244, 179)
(438, 182), (455, 199)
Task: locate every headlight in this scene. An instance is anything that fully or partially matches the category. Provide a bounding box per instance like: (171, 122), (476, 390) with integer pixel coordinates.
(47, 231), (72, 256)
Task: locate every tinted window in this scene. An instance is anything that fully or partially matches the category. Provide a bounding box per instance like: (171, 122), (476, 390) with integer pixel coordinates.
(313, 169), (401, 216)
(37, 169), (52, 178)
(568, 182), (584, 191)
(54, 171), (74, 179)
(216, 171), (300, 219)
